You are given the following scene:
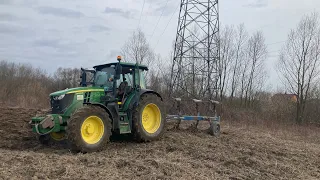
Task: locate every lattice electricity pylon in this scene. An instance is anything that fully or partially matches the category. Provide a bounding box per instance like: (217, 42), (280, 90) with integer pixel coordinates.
(171, 0), (220, 99)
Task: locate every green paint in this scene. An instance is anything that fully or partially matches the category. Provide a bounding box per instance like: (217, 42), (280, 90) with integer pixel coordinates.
(50, 87), (104, 96)
(121, 92), (136, 111)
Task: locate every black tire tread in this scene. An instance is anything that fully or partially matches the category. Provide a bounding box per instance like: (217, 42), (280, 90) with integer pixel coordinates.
(209, 122), (220, 137)
(132, 94), (165, 142)
(66, 105), (111, 153)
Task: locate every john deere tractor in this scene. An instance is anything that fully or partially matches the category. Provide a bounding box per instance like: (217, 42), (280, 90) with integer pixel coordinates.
(30, 56), (165, 152)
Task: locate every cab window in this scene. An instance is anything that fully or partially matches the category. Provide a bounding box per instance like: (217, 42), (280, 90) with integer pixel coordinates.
(94, 67), (115, 88)
(116, 73), (133, 87)
(140, 70), (146, 89)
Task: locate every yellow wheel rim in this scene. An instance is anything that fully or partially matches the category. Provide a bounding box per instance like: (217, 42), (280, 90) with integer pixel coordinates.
(81, 116), (105, 144)
(50, 132), (66, 141)
(142, 103), (161, 134)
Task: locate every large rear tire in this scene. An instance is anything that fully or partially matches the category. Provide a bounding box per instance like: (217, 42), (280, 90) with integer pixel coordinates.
(67, 105), (111, 153)
(132, 94), (165, 142)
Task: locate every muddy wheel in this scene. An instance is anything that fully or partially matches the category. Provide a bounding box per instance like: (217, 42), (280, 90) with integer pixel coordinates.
(38, 132), (66, 145)
(50, 132), (66, 141)
(67, 105), (111, 153)
(132, 94), (165, 142)
(209, 122), (220, 137)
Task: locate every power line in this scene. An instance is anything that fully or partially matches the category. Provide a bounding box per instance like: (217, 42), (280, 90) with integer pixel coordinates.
(267, 40), (286, 46)
(152, 3), (179, 79)
(268, 55), (279, 58)
(153, 3), (180, 50)
(149, 0), (170, 40)
(138, 0), (146, 28)
(269, 50), (281, 53)
(141, 2), (152, 30)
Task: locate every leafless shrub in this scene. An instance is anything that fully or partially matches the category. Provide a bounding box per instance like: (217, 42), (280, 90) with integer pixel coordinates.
(277, 12), (320, 123)
(0, 60), (82, 108)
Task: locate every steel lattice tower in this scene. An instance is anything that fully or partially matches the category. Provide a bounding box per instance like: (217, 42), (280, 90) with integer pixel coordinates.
(171, 0), (219, 98)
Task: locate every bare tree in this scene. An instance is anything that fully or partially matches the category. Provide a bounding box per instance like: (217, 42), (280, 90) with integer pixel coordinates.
(53, 68), (81, 90)
(0, 60), (52, 107)
(244, 31), (267, 107)
(277, 13), (320, 124)
(121, 28), (155, 66)
(239, 48), (251, 105)
(217, 25), (235, 101)
(230, 24), (248, 100)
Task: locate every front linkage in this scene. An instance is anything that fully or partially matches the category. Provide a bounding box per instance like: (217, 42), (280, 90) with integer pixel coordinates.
(30, 114), (65, 135)
(30, 114), (69, 143)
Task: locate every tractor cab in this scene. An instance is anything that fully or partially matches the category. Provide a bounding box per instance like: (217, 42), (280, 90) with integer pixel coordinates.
(81, 56), (148, 106)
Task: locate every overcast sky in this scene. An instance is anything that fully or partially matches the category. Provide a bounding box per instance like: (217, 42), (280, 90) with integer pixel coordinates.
(0, 0), (320, 90)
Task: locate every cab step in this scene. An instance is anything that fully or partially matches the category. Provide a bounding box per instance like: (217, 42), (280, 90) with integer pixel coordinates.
(119, 122), (131, 134)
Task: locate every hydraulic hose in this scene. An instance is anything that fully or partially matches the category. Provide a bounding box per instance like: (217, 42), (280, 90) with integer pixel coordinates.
(35, 123), (55, 135)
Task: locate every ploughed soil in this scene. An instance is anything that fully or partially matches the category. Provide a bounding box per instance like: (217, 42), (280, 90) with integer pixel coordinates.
(0, 107), (319, 180)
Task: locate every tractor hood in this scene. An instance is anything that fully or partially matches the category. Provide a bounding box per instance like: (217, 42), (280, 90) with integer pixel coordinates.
(50, 87), (104, 97)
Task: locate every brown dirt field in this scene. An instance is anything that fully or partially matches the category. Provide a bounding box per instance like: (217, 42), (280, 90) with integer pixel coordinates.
(0, 107), (319, 180)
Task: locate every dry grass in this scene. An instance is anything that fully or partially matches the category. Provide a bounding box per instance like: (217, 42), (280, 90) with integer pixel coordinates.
(0, 107), (319, 180)
(224, 112), (320, 145)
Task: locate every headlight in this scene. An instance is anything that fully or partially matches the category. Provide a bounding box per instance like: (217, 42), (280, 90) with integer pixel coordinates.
(53, 94), (65, 100)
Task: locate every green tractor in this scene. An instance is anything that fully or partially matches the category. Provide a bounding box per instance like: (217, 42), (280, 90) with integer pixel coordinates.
(30, 56), (165, 152)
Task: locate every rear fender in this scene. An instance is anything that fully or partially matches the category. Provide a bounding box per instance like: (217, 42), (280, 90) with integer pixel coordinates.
(140, 89), (163, 101)
(126, 89), (163, 111)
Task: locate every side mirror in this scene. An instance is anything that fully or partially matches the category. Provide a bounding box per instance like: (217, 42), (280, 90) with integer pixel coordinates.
(80, 71), (87, 87)
(114, 64), (122, 80)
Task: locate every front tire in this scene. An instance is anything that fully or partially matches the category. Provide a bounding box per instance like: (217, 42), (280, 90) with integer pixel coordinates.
(38, 132), (66, 145)
(50, 132), (66, 141)
(132, 94), (165, 142)
(67, 106), (111, 153)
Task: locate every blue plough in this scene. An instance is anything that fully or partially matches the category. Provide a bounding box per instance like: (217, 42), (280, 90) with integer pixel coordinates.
(166, 98), (221, 136)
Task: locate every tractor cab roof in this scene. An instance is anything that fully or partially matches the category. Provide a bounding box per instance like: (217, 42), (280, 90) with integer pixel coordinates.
(93, 62), (148, 72)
